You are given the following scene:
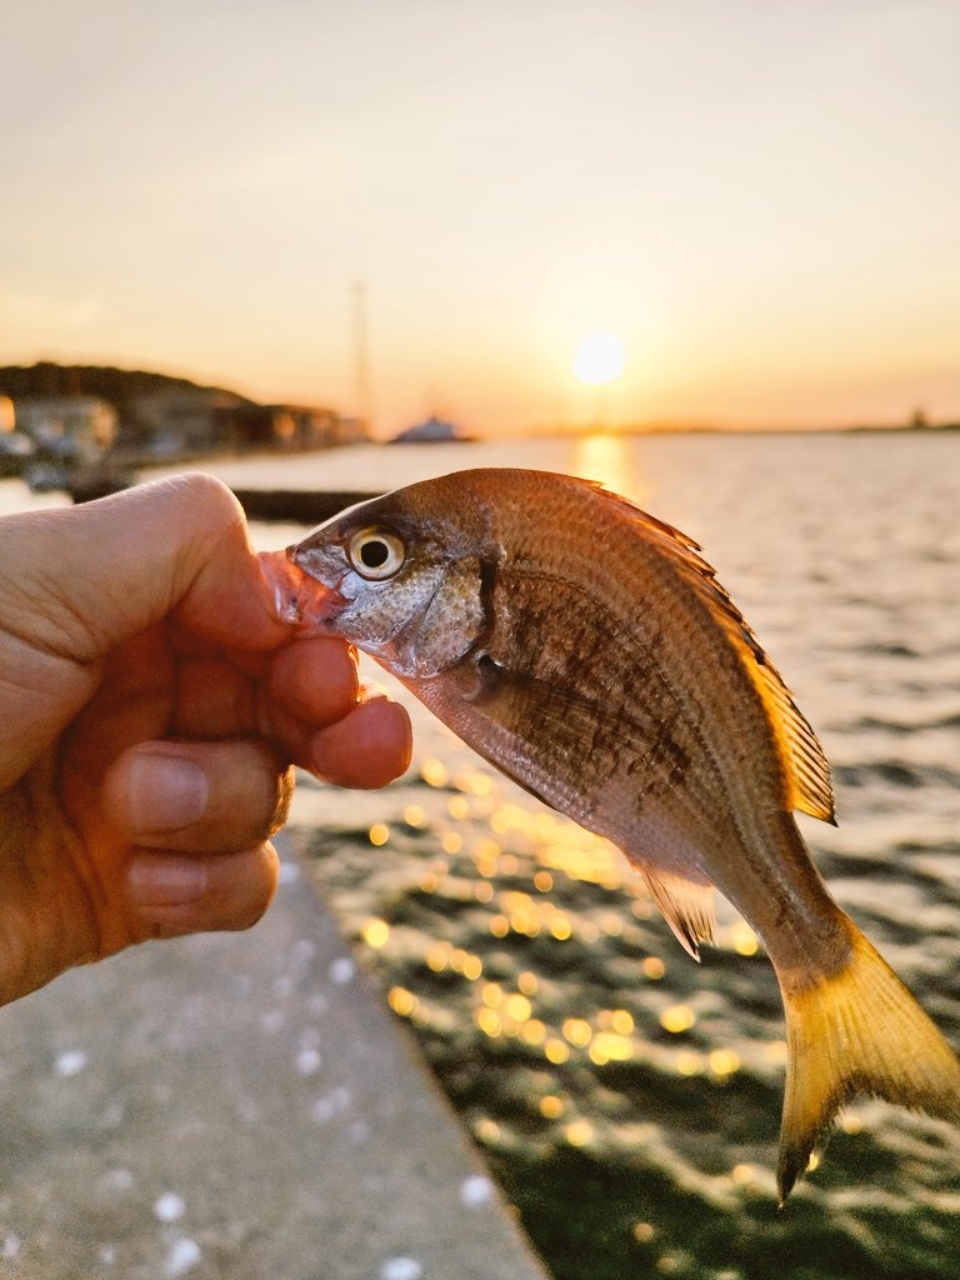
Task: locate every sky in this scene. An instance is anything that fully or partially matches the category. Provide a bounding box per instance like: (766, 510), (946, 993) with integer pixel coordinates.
(3, 0), (960, 437)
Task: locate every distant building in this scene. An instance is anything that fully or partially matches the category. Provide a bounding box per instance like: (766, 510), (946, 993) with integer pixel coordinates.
(14, 396), (117, 461)
(130, 391), (361, 456)
(231, 403), (346, 451)
(130, 387), (249, 455)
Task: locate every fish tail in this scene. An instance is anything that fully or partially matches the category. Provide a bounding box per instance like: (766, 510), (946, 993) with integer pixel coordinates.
(777, 915), (960, 1203)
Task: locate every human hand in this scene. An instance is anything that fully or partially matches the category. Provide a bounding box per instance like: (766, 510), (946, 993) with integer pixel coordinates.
(0, 474), (411, 1006)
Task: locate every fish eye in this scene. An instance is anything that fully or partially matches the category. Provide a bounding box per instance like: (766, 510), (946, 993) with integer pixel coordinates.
(347, 527), (406, 580)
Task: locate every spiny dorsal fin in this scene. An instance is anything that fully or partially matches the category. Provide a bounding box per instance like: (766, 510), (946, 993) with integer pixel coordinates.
(595, 484), (836, 825)
(640, 866), (716, 962)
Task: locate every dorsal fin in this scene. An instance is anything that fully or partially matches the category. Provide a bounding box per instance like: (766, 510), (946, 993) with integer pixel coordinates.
(639, 866), (716, 962)
(595, 485), (836, 825)
(749, 652), (835, 822)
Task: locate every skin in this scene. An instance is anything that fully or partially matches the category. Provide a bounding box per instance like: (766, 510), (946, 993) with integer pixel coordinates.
(0, 473), (411, 1007)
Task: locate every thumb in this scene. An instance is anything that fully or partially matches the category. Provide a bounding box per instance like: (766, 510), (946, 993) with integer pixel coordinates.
(0, 473), (286, 662)
(0, 474), (287, 788)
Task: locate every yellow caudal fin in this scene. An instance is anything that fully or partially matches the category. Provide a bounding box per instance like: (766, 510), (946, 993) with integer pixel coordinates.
(778, 918), (960, 1203)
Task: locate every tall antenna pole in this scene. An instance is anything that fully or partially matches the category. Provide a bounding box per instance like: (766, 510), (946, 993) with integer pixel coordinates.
(352, 280), (371, 438)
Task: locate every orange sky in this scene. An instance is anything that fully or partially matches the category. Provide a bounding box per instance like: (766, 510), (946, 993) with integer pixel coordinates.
(3, 1), (959, 437)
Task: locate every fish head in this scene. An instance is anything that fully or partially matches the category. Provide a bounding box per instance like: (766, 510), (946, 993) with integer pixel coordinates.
(288, 478), (496, 679)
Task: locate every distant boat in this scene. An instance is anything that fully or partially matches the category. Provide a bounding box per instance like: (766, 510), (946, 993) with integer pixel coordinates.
(391, 415), (475, 444)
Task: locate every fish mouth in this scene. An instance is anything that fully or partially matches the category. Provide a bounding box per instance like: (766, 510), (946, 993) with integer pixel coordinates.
(257, 548), (347, 631)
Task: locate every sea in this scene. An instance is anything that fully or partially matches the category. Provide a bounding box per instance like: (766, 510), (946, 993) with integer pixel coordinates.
(5, 430), (959, 1280)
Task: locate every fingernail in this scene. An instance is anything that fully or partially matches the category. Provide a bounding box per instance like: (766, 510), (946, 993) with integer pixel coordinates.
(126, 753), (208, 835)
(127, 854), (209, 906)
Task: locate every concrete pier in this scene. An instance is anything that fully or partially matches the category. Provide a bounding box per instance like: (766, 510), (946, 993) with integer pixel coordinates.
(0, 833), (549, 1280)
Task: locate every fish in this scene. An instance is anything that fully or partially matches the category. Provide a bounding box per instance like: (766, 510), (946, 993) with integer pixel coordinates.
(278, 466), (960, 1201)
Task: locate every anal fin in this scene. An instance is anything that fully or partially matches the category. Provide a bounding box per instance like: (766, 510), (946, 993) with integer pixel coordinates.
(640, 867), (716, 961)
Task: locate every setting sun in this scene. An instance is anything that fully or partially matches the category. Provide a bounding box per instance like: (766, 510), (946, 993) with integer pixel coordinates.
(572, 331), (627, 386)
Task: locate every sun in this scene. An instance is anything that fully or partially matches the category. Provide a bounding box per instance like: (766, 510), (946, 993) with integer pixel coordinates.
(572, 330), (626, 386)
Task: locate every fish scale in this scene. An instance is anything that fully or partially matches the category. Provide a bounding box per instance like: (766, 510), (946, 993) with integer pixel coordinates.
(283, 466), (960, 1201)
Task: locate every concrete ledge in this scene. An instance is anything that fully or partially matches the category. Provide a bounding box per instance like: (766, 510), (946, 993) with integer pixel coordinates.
(230, 488), (381, 524)
(0, 834), (549, 1280)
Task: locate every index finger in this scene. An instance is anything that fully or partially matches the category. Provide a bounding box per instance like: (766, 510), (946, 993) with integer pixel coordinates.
(265, 637), (360, 726)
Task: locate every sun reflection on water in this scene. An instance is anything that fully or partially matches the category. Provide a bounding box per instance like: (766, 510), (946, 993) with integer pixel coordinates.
(568, 430), (648, 506)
